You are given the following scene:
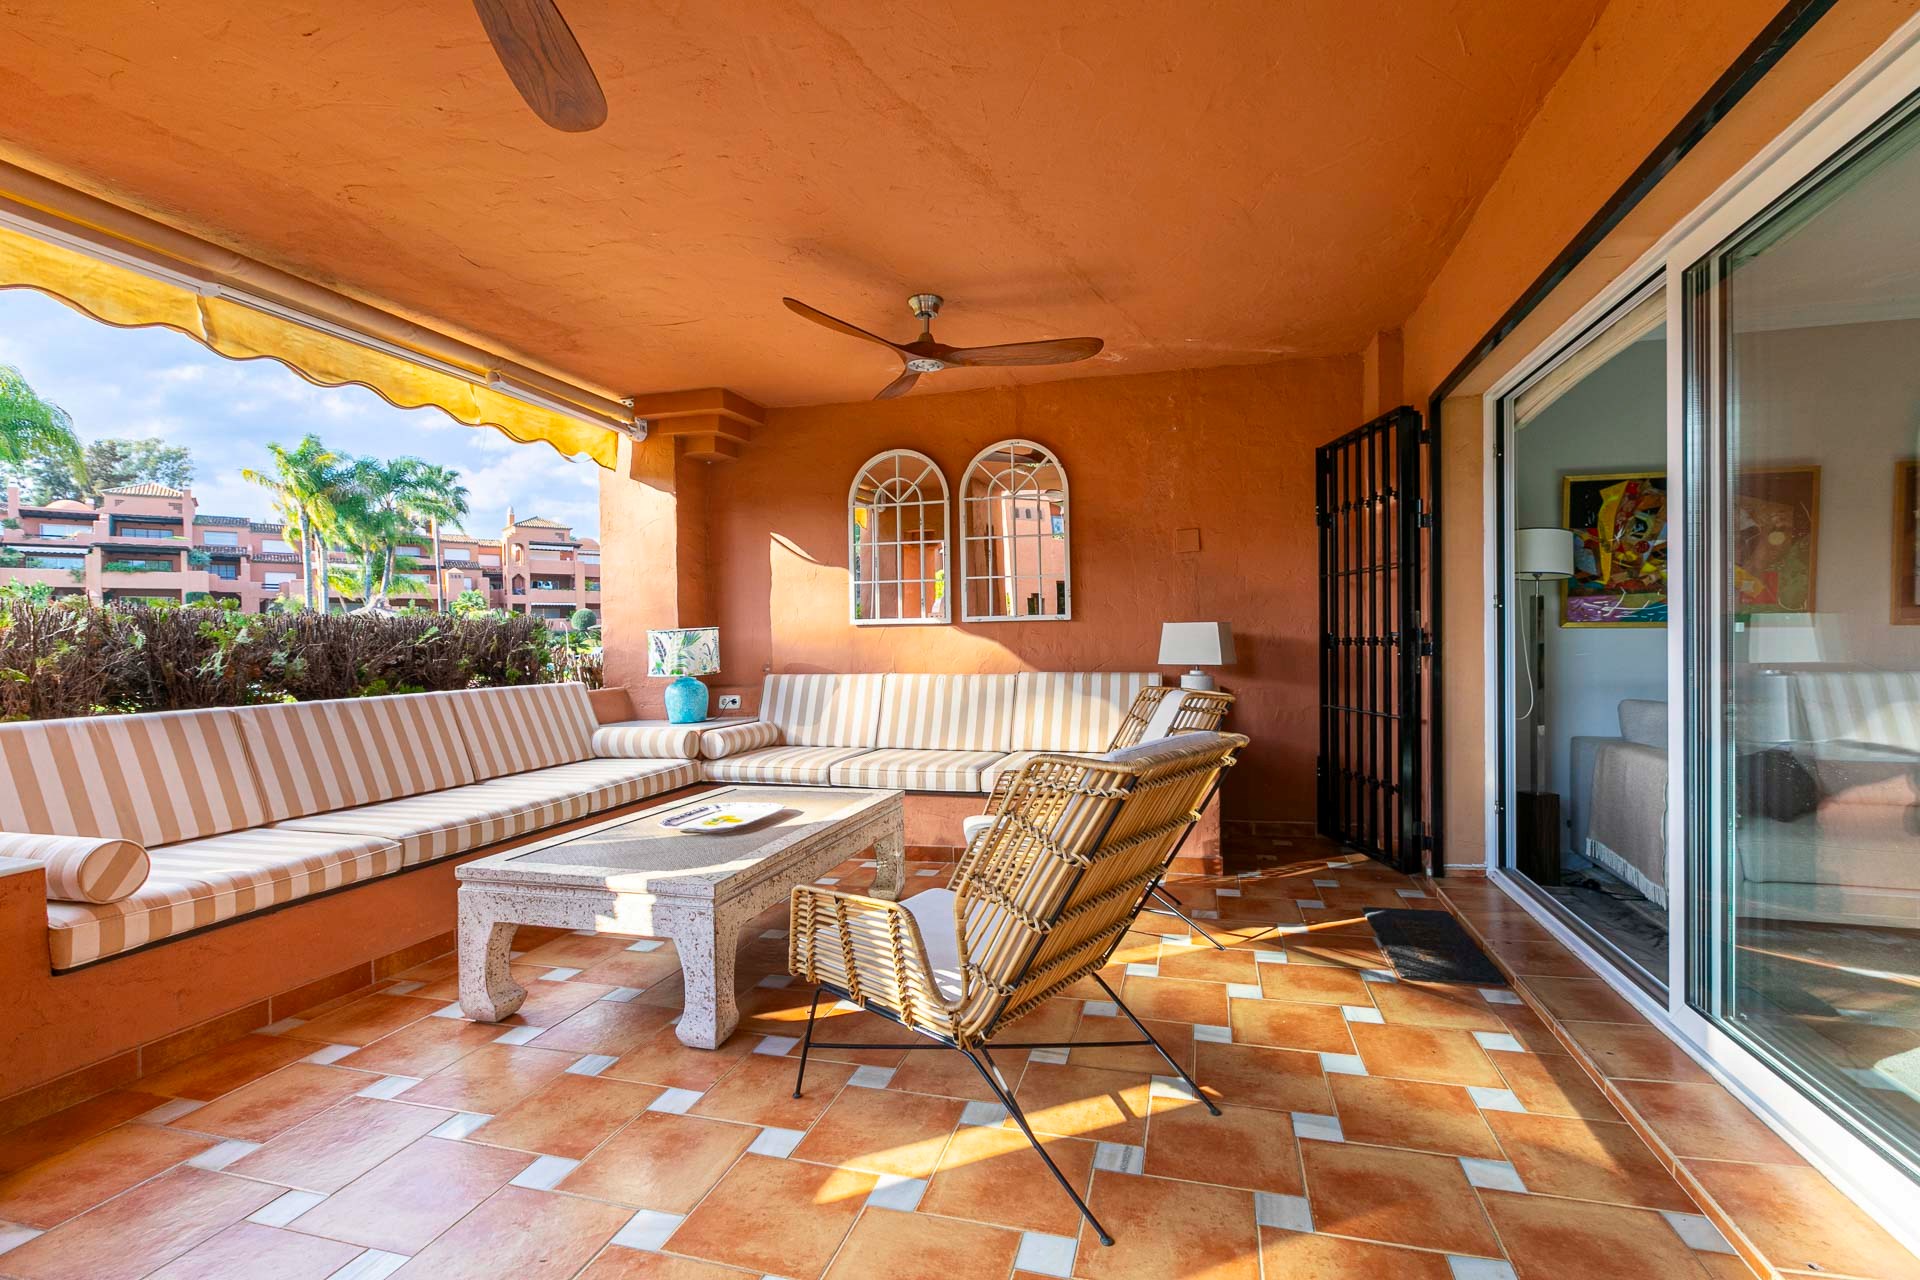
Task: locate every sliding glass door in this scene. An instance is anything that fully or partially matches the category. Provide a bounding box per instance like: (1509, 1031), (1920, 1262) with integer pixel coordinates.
(1686, 91), (1920, 1177)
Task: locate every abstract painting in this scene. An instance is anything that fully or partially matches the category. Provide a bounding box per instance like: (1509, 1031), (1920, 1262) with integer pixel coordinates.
(1563, 471), (1668, 627)
(1732, 466), (1819, 616)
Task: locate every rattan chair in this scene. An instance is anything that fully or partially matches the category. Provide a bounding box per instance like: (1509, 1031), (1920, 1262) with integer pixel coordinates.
(968, 684), (1237, 946)
(788, 729), (1248, 1245)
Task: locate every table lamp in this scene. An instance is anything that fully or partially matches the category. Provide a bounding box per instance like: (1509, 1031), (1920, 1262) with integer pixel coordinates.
(1158, 622), (1236, 691)
(648, 627), (721, 724)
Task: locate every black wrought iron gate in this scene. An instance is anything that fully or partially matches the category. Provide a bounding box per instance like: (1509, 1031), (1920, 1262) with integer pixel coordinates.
(1316, 406), (1436, 875)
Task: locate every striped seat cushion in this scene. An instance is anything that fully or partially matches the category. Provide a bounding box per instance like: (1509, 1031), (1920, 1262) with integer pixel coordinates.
(981, 751), (1038, 794)
(827, 749), (1010, 793)
(873, 675), (1019, 752)
(1011, 672), (1161, 752)
(701, 721), (780, 759)
(0, 709), (268, 847)
(46, 827), (404, 970)
(592, 723), (703, 760)
(232, 693), (478, 822)
(703, 745), (872, 786)
(276, 784), (553, 867)
(1792, 671), (1920, 753)
(759, 675), (885, 747)
(444, 683), (600, 780)
(472, 758), (702, 825)
(0, 832), (149, 903)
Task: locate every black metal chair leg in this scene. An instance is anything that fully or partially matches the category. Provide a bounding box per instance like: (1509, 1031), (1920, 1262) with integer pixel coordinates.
(791, 986), (825, 1099)
(1145, 881), (1230, 951)
(1094, 973), (1221, 1116)
(961, 1046), (1115, 1247)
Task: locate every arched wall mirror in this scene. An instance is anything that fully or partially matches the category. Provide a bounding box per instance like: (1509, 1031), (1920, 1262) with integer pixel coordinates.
(848, 449), (950, 625)
(960, 439), (1071, 622)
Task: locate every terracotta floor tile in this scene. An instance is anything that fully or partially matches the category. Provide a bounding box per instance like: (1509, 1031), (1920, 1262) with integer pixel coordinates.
(918, 1122), (1098, 1237)
(1327, 1074), (1503, 1159)
(169, 1062), (372, 1142)
(388, 1184), (632, 1279)
(143, 1220), (363, 1280)
(1151, 946), (1260, 985)
(0, 1166), (278, 1280)
(666, 1153), (876, 1278)
(410, 961), (555, 1002)
(1010, 1062), (1154, 1144)
(1348, 1023), (1503, 1087)
(1068, 1012), (1193, 1075)
(224, 1095), (450, 1192)
(288, 1136), (530, 1254)
(0, 1122), (213, 1228)
(1144, 1095), (1303, 1194)
(886, 1046), (1029, 1102)
(822, 1206), (1021, 1280)
(994, 996), (1084, 1045)
(396, 1043), (578, 1113)
(1256, 1226), (1456, 1279)
(1256, 963), (1372, 1006)
(336, 1016), (507, 1077)
(497, 979), (619, 1029)
(732, 985), (826, 1038)
(1489, 1049), (1618, 1121)
(515, 932), (638, 969)
(1687, 1158), (1920, 1280)
(1117, 974), (1230, 1026)
(577, 1249), (759, 1280)
(469, 1073), (662, 1159)
(1483, 1111), (1696, 1212)
(1612, 1080), (1805, 1165)
(602, 1024), (755, 1091)
(794, 1008), (920, 1068)
(1367, 980), (1507, 1032)
(1478, 1190), (1717, 1280)
(559, 1110), (756, 1213)
(1301, 1141), (1502, 1257)
(1193, 1041), (1334, 1114)
(278, 993), (444, 1046)
(791, 1083), (963, 1177)
(1523, 976), (1646, 1025)
(575, 948), (684, 990)
(1284, 937), (1390, 970)
(1488, 939), (1594, 977)
(0, 1090), (170, 1176)
(1076, 1170), (1259, 1280)
(692, 1053), (854, 1129)
(1494, 1005), (1570, 1055)
(137, 1034), (319, 1102)
(1228, 998), (1355, 1055)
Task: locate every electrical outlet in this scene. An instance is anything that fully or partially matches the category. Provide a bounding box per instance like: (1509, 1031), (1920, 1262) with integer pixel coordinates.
(718, 694), (742, 711)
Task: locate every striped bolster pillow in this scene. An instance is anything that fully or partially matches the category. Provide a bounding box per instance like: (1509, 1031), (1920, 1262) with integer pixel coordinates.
(700, 721), (781, 760)
(592, 724), (702, 760)
(0, 832), (151, 903)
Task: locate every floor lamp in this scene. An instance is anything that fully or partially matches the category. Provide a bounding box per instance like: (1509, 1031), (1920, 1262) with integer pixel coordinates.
(1514, 527), (1574, 884)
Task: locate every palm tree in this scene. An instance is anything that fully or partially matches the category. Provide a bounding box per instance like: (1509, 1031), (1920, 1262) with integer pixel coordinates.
(0, 363), (83, 482)
(392, 462), (469, 613)
(241, 436), (342, 611)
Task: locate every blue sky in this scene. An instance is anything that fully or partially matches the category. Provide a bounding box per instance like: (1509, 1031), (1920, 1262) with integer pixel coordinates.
(0, 288), (601, 539)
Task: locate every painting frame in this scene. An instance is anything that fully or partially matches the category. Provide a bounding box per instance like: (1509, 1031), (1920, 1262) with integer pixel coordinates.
(1561, 470), (1669, 629)
(1732, 464), (1820, 618)
(1895, 461), (1920, 626)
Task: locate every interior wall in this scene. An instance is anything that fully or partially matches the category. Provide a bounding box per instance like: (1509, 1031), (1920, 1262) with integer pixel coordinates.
(689, 357), (1360, 824)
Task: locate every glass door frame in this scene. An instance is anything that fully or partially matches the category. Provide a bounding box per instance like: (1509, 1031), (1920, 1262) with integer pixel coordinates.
(1475, 11), (1920, 1239)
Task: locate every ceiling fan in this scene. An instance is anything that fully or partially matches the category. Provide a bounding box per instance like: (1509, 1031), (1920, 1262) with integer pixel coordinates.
(472, 0), (608, 132)
(782, 294), (1105, 399)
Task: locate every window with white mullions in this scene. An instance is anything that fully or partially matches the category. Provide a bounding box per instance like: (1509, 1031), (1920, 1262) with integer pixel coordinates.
(960, 439), (1070, 622)
(849, 449), (950, 625)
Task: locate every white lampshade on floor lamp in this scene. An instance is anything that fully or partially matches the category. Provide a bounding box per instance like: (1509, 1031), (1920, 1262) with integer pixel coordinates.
(1514, 528), (1574, 882)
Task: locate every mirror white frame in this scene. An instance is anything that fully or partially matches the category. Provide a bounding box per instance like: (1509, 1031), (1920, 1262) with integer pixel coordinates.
(959, 438), (1072, 623)
(848, 448), (951, 626)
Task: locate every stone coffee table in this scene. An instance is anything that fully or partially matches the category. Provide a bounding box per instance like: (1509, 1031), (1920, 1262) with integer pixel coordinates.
(455, 785), (905, 1048)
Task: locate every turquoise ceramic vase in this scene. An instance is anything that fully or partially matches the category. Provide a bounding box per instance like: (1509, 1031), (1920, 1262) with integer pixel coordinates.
(664, 675), (709, 724)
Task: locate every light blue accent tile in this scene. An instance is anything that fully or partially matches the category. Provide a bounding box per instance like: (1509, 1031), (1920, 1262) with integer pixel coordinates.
(865, 1175), (927, 1212)
(961, 1101), (1008, 1127)
(429, 1003), (465, 1020)
(1472, 1031), (1525, 1054)
(1362, 969), (1398, 984)
(648, 1088), (704, 1115)
(1446, 1258), (1517, 1280)
(1124, 963), (1158, 978)
(1294, 899), (1325, 910)
(383, 980), (425, 996)
(493, 1025), (543, 1046)
(756, 974), (793, 989)
(1479, 988), (1523, 1006)
(248, 1188), (326, 1226)
(1341, 1004), (1385, 1024)
(755, 1035), (799, 1057)
(1015, 1231), (1077, 1277)
(356, 1075), (424, 1101)
(1660, 1211), (1735, 1253)
(627, 939), (666, 952)
(1150, 1075), (1200, 1102)
(140, 1097), (206, 1124)
(536, 967), (582, 982)
(1290, 1112), (1344, 1143)
(748, 1127), (805, 1158)
(1319, 1053), (1368, 1076)
(510, 1155), (579, 1190)
(1226, 983), (1264, 1001)
(1468, 1087), (1525, 1114)
(1312, 879), (1341, 888)
(0, 1225), (41, 1257)
(602, 987), (645, 1003)
(327, 1250), (410, 1280)
(1253, 949), (1289, 964)
(1028, 1047), (1070, 1065)
(567, 1054), (619, 1077)
(1397, 888), (1429, 899)
(815, 877), (840, 885)
(260, 1017), (307, 1035)
(1458, 1157), (1526, 1192)
(1254, 1192), (1313, 1232)
(610, 1209), (685, 1252)
(848, 1066), (895, 1089)
(1083, 1001), (1120, 1019)
(187, 1139), (261, 1170)
(1093, 1143), (1145, 1174)
(1194, 1024), (1232, 1044)
(428, 1112), (491, 1140)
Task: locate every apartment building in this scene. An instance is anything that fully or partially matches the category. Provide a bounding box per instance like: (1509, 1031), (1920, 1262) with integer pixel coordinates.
(0, 484), (600, 628)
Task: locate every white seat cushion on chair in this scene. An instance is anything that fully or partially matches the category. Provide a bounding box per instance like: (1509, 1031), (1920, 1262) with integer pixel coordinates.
(901, 887), (964, 1001)
(960, 814), (994, 846)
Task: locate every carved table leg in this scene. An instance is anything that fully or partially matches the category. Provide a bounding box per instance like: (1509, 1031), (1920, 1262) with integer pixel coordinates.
(667, 906), (741, 1049)
(871, 820), (906, 902)
(457, 893), (526, 1022)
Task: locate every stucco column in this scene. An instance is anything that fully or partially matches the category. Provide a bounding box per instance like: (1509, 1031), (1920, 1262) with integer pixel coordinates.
(598, 430), (717, 715)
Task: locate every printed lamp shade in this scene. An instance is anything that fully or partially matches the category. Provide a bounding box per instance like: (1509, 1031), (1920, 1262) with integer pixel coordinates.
(647, 627), (721, 677)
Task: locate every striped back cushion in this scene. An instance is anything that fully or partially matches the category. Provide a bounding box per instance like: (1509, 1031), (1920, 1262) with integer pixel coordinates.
(0, 709), (268, 846)
(446, 683), (600, 780)
(874, 674), (1019, 751)
(759, 674), (885, 747)
(1792, 671), (1920, 752)
(1011, 672), (1163, 752)
(233, 693), (478, 822)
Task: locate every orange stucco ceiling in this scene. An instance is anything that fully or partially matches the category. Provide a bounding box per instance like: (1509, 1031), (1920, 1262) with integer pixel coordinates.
(0, 1), (1606, 407)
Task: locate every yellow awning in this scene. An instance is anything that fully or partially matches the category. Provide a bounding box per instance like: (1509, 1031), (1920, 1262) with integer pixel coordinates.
(0, 187), (626, 468)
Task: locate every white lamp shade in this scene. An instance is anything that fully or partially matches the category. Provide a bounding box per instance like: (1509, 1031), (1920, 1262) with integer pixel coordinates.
(1515, 527), (1575, 580)
(1158, 621), (1236, 667)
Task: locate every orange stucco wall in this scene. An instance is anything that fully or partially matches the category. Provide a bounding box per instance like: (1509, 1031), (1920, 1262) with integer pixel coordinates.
(604, 357), (1361, 825)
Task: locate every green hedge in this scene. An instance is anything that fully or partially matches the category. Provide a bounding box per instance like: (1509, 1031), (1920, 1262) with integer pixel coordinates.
(0, 602), (559, 721)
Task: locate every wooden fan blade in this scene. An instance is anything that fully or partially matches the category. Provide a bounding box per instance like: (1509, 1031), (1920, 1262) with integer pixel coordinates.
(943, 336), (1105, 367)
(783, 298), (909, 353)
(875, 370), (921, 399)
(473, 0), (608, 132)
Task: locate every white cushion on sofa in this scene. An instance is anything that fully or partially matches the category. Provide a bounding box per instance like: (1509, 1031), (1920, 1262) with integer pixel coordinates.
(828, 749), (1009, 793)
(1010, 672), (1160, 752)
(873, 675), (1018, 751)
(759, 674), (885, 747)
(704, 745), (871, 785)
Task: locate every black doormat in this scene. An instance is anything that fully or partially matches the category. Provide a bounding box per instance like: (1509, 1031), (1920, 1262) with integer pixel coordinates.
(1365, 909), (1506, 986)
